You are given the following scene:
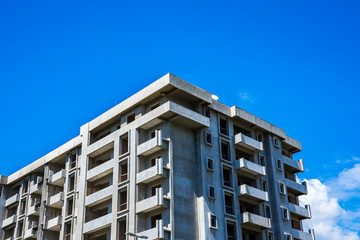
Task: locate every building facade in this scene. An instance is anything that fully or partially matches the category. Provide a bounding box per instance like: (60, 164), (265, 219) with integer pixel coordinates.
(0, 74), (315, 240)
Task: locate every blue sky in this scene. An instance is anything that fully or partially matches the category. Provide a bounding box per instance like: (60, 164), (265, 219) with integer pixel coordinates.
(1, 0), (359, 238)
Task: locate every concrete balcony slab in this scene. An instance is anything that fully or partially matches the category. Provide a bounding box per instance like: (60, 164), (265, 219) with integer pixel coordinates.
(137, 131), (166, 156)
(24, 228), (37, 239)
(27, 205), (40, 216)
(241, 212), (271, 231)
(237, 184), (268, 204)
(86, 160), (113, 182)
(283, 157), (304, 173)
(44, 216), (62, 231)
(137, 158), (167, 184)
(46, 192), (64, 209)
(85, 185), (113, 207)
(5, 194), (19, 207)
(136, 188), (168, 214)
(1, 215), (16, 228)
(48, 169), (66, 187)
(285, 179), (307, 196)
(288, 203), (311, 220)
(83, 213), (112, 234)
(234, 133), (263, 152)
(138, 219), (165, 240)
(29, 183), (42, 195)
(291, 229), (315, 240)
(235, 158), (265, 178)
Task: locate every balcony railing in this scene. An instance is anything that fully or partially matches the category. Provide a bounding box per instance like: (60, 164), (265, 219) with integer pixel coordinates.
(137, 219), (165, 240)
(288, 203), (311, 220)
(137, 158), (167, 184)
(241, 212), (271, 231)
(1, 215), (16, 228)
(136, 188), (168, 214)
(48, 169), (66, 186)
(237, 184), (268, 204)
(29, 183), (42, 195)
(285, 179), (307, 196)
(46, 192), (64, 209)
(234, 133), (263, 152)
(85, 185), (113, 207)
(44, 216), (62, 231)
(27, 204), (40, 216)
(24, 228), (37, 239)
(291, 229), (316, 240)
(283, 156), (304, 173)
(235, 158), (265, 178)
(86, 159), (113, 182)
(137, 130), (166, 156)
(5, 194), (19, 207)
(83, 213), (112, 234)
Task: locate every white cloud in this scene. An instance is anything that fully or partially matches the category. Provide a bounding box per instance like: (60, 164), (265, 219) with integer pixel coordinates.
(300, 163), (360, 240)
(239, 92), (250, 101)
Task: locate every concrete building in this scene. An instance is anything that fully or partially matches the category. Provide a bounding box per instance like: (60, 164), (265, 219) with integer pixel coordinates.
(0, 73), (315, 240)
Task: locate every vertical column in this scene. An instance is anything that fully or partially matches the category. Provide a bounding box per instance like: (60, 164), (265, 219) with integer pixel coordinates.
(111, 132), (120, 240)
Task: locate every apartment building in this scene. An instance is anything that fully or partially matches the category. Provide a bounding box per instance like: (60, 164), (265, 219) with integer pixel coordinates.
(0, 73), (315, 240)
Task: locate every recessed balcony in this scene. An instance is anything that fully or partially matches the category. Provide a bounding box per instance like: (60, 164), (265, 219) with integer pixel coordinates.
(83, 213), (112, 234)
(87, 160), (113, 182)
(46, 192), (64, 209)
(137, 158), (167, 184)
(285, 179), (307, 196)
(283, 157), (304, 173)
(44, 216), (62, 231)
(138, 219), (165, 240)
(24, 228), (37, 239)
(1, 215), (16, 228)
(27, 205), (40, 216)
(136, 188), (168, 214)
(241, 212), (271, 231)
(235, 158), (265, 178)
(5, 194), (19, 207)
(288, 203), (311, 220)
(85, 185), (113, 207)
(237, 184), (268, 204)
(48, 169), (66, 186)
(234, 133), (263, 152)
(137, 130), (166, 156)
(29, 183), (42, 195)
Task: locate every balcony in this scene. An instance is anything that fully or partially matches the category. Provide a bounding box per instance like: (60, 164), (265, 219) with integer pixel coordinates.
(48, 169), (66, 186)
(136, 188), (168, 214)
(241, 212), (271, 231)
(29, 183), (42, 195)
(46, 192), (64, 209)
(291, 229), (315, 240)
(138, 219), (165, 240)
(137, 130), (166, 156)
(235, 158), (265, 178)
(87, 160), (113, 182)
(1, 215), (16, 228)
(285, 179), (307, 196)
(44, 216), (62, 231)
(283, 157), (304, 173)
(83, 213), (112, 234)
(138, 101), (210, 130)
(27, 205), (40, 216)
(234, 133), (263, 152)
(5, 194), (19, 207)
(288, 203), (311, 220)
(85, 185), (113, 207)
(237, 184), (268, 204)
(24, 228), (37, 239)
(137, 158), (167, 184)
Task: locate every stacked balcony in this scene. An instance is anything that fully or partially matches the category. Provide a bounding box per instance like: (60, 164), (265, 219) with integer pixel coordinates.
(137, 158), (167, 184)
(87, 160), (113, 182)
(136, 188), (168, 214)
(1, 215), (16, 228)
(288, 203), (311, 220)
(46, 192), (64, 209)
(234, 133), (263, 152)
(237, 184), (268, 204)
(235, 158), (265, 178)
(83, 213), (112, 234)
(241, 212), (271, 231)
(29, 183), (42, 195)
(5, 194), (19, 207)
(285, 179), (307, 196)
(24, 228), (37, 239)
(137, 219), (165, 240)
(44, 216), (62, 231)
(48, 169), (66, 186)
(137, 130), (166, 157)
(27, 204), (40, 216)
(85, 185), (113, 207)
(283, 156), (304, 173)
(291, 229), (316, 240)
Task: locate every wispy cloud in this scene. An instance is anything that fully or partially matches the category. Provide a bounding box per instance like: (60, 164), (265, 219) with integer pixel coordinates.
(239, 92), (254, 103)
(300, 161), (360, 240)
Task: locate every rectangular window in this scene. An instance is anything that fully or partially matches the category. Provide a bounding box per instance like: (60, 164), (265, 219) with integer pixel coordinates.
(151, 185), (161, 196)
(119, 161), (128, 183)
(288, 195), (297, 204)
(282, 207), (289, 220)
(151, 214), (162, 228)
(17, 220), (24, 238)
(120, 134), (129, 155)
(257, 132), (263, 142)
(204, 108), (210, 118)
(285, 233), (292, 240)
(223, 167), (232, 188)
(150, 130), (156, 139)
(20, 199), (26, 215)
(279, 182), (286, 195)
(66, 197), (74, 216)
(150, 102), (160, 111)
(22, 180), (29, 194)
(205, 132), (212, 145)
(276, 159), (283, 171)
(259, 155), (265, 166)
(262, 179), (268, 192)
(207, 158), (214, 171)
(273, 136), (280, 147)
(267, 231), (274, 240)
(150, 156), (159, 167)
(291, 219), (301, 230)
(210, 214), (217, 229)
(127, 113), (135, 124)
(221, 141), (230, 161)
(64, 221), (72, 240)
(224, 193), (234, 215)
(265, 204), (271, 218)
(219, 118), (228, 135)
(70, 153), (77, 169)
(226, 221), (236, 240)
(68, 174), (75, 192)
(208, 186), (215, 199)
(118, 218), (127, 240)
(118, 189), (127, 212)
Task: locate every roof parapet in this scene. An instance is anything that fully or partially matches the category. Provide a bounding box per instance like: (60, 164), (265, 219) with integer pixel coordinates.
(0, 175), (8, 185)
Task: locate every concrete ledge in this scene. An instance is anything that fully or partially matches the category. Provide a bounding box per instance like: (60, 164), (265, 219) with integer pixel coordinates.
(234, 133), (263, 152)
(237, 185), (268, 203)
(235, 158), (266, 178)
(83, 213), (112, 234)
(241, 212), (271, 231)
